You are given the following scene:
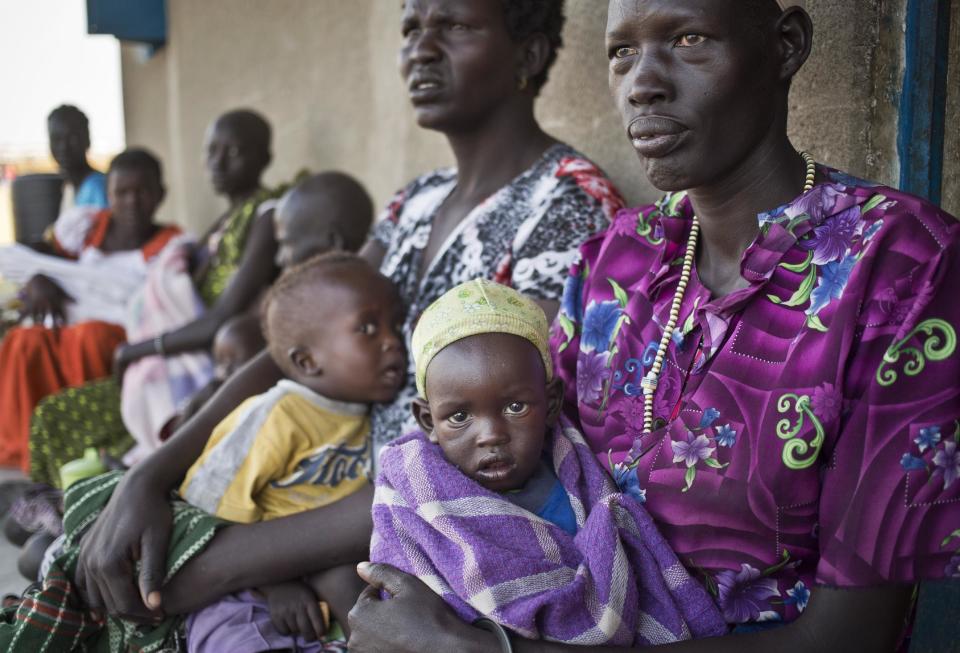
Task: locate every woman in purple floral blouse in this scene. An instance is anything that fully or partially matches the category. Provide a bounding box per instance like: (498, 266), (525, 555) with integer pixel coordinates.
(347, 1), (958, 652)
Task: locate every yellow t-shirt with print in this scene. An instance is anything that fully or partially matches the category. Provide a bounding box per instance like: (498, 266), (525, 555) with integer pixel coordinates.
(180, 380), (370, 523)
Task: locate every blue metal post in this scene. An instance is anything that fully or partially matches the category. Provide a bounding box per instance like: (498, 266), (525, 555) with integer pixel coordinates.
(901, 7), (959, 649)
(898, 0), (952, 205)
(86, 0), (167, 48)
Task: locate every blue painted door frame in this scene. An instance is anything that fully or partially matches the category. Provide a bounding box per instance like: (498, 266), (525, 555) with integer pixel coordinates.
(86, 0), (166, 47)
(898, 0), (952, 205)
(901, 6), (958, 651)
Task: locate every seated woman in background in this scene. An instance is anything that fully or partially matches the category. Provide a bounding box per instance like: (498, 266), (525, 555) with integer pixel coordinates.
(135, 170), (375, 448)
(346, 1), (960, 652)
(0, 148), (179, 472)
(73, 0), (621, 638)
(115, 109), (281, 374)
(26, 109), (292, 473)
(116, 109), (290, 462)
(25, 170), (374, 489)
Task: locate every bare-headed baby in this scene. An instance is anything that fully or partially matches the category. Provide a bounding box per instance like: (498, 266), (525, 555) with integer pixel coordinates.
(180, 252), (405, 652)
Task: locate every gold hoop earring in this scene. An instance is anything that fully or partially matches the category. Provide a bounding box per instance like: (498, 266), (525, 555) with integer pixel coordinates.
(518, 75), (528, 91)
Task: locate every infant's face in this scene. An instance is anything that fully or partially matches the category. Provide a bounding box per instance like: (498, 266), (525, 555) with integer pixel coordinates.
(212, 324), (261, 382)
(302, 271), (407, 404)
(422, 333), (560, 492)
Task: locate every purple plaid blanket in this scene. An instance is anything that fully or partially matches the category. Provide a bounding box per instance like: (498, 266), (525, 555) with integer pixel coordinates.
(371, 419), (727, 646)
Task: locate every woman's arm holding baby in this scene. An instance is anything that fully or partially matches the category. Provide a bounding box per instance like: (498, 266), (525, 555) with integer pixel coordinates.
(347, 564), (913, 653)
(79, 235), (389, 620)
(159, 484), (374, 614)
(75, 350), (283, 619)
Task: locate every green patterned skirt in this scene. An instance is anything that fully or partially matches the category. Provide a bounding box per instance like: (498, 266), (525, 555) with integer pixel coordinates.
(0, 471), (223, 652)
(29, 378), (134, 488)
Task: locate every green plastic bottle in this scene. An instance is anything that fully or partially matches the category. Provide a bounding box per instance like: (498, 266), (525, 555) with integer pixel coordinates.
(59, 447), (107, 490)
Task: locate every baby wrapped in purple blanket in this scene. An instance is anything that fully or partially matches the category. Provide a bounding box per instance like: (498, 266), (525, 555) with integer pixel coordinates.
(371, 279), (726, 646)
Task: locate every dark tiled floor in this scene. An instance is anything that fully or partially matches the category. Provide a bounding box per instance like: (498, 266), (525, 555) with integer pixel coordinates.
(0, 468), (29, 597)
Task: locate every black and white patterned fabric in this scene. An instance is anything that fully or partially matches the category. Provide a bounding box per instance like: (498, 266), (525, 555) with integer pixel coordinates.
(369, 143), (624, 457)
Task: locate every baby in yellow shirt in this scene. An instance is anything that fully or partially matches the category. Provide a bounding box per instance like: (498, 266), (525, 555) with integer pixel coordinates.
(180, 252), (406, 652)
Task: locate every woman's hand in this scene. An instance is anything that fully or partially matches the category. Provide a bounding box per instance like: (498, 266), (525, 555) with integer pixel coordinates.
(346, 567), (915, 653)
(347, 562), (493, 653)
(74, 469), (172, 622)
(19, 274), (73, 326)
(260, 580), (327, 642)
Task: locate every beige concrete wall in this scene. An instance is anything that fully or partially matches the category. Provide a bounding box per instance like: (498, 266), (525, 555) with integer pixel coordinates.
(121, 0), (957, 234)
(121, 44), (174, 223)
(789, 0), (900, 186)
(121, 0), (649, 233)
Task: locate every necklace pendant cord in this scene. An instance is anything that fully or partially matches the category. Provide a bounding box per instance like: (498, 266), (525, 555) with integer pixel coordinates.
(639, 152), (816, 435)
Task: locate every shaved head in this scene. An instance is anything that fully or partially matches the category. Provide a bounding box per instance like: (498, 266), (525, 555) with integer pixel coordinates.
(213, 312), (266, 380)
(609, 0), (783, 39)
(278, 172), (373, 251)
(262, 253), (363, 373)
(742, 0), (784, 32)
(273, 172), (374, 268)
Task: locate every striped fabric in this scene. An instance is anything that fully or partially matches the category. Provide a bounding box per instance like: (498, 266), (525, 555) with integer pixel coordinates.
(371, 420), (728, 646)
(120, 235), (213, 465)
(0, 472), (223, 652)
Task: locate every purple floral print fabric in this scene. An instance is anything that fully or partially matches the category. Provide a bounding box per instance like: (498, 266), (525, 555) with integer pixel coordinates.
(552, 166), (960, 629)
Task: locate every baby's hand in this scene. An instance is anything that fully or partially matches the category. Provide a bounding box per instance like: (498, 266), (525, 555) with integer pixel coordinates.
(259, 580), (327, 642)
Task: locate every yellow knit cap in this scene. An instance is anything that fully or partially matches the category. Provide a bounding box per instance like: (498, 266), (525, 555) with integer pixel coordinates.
(412, 278), (553, 399)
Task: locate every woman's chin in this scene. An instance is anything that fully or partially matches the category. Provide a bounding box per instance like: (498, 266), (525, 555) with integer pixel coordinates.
(412, 105), (485, 136)
(641, 157), (695, 194)
(412, 106), (451, 131)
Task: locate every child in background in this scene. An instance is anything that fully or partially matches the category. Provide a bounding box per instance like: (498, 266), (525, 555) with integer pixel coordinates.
(272, 171), (373, 270)
(371, 279), (726, 646)
(180, 252), (405, 653)
(118, 170), (375, 462)
(165, 171), (374, 440)
(211, 312), (266, 387)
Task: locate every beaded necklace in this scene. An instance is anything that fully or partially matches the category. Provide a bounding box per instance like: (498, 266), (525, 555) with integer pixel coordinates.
(639, 152), (817, 434)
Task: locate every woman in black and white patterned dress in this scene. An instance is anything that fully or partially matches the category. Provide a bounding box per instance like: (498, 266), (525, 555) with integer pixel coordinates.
(367, 144), (622, 453)
(75, 0), (623, 630)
